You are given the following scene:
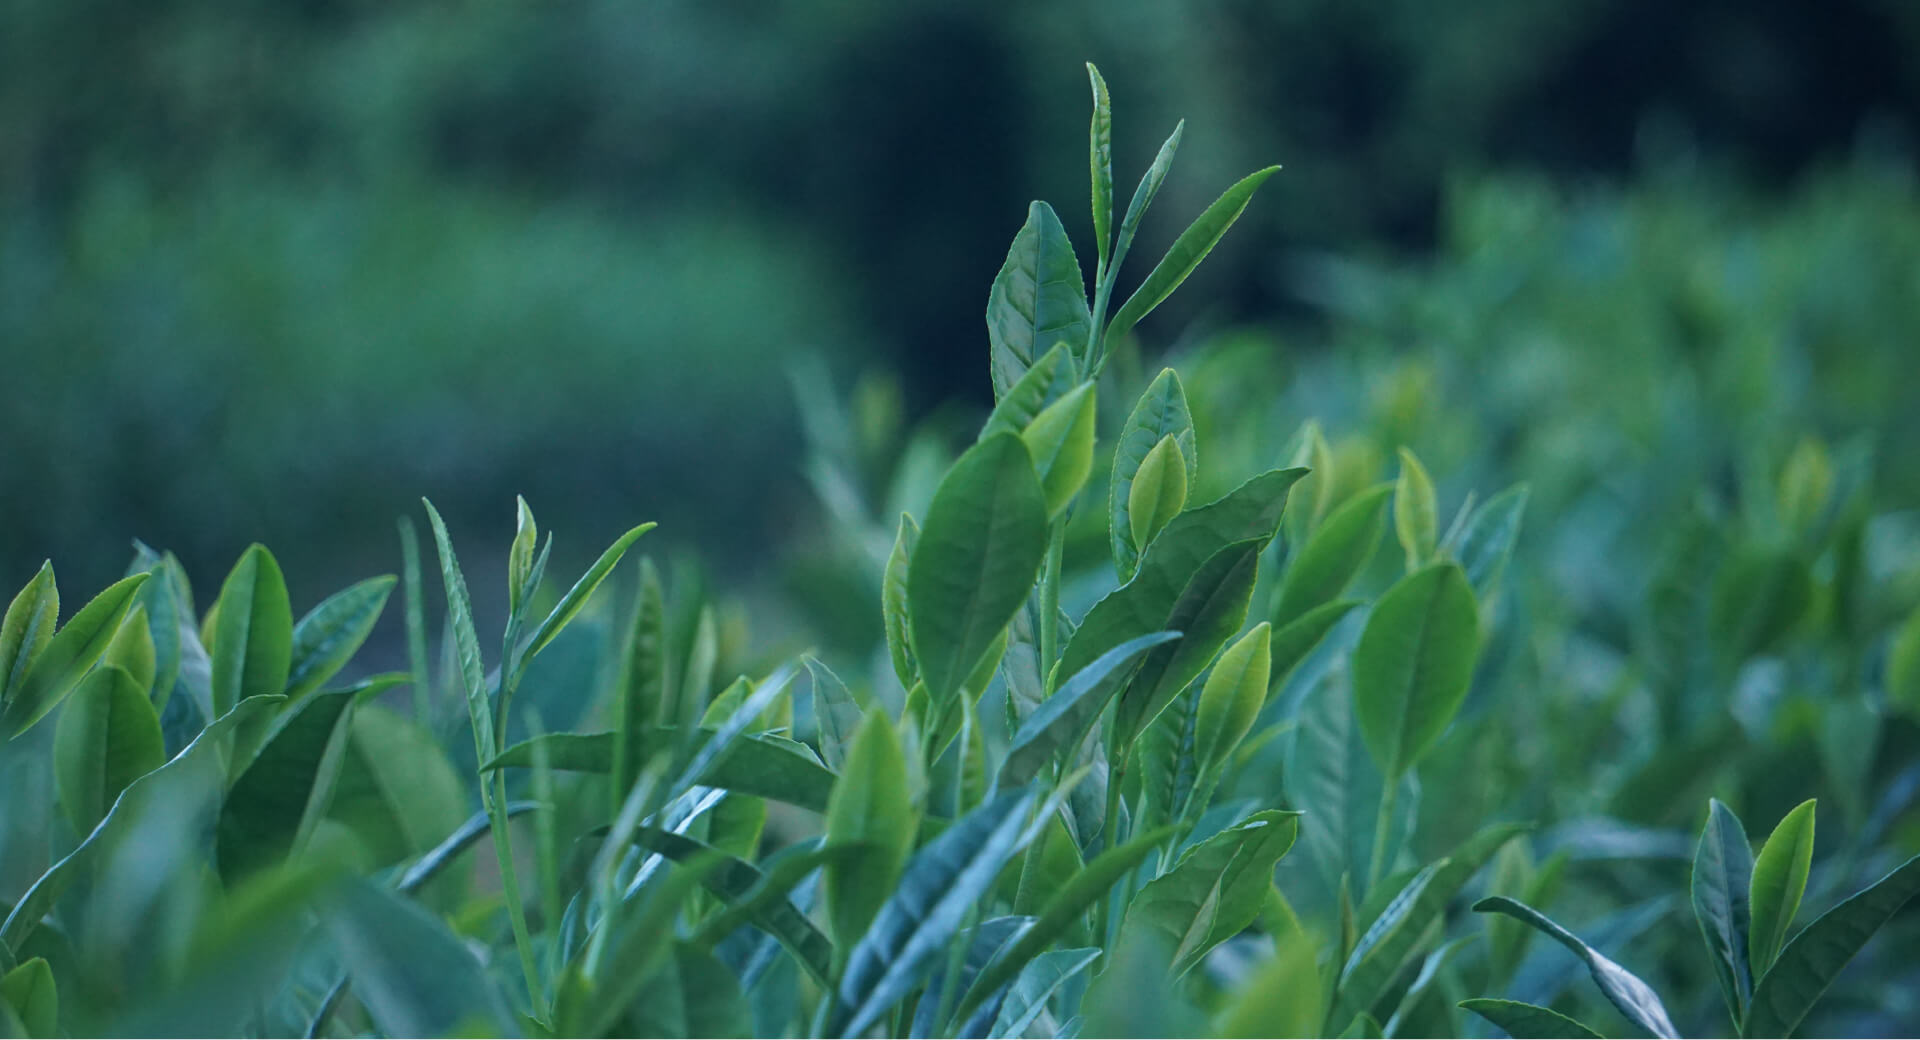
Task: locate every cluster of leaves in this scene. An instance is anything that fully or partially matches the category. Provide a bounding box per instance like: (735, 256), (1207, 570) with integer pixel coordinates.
(2, 66), (1918, 1040)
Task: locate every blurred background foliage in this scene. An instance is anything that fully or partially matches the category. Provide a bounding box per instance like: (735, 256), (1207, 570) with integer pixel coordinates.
(3, 0), (1919, 655)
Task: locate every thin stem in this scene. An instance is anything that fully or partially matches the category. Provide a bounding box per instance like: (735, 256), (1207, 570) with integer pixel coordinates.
(1094, 740), (1128, 944)
(486, 765), (548, 1022)
(1038, 521), (1067, 688)
(1367, 776), (1400, 895)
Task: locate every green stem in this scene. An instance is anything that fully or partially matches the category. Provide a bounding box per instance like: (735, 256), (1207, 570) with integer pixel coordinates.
(1038, 521), (1067, 688)
(486, 765), (548, 1022)
(1094, 740), (1128, 945)
(1367, 776), (1400, 895)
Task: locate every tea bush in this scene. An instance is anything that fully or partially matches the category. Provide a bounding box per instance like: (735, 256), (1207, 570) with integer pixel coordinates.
(1, 67), (1916, 1038)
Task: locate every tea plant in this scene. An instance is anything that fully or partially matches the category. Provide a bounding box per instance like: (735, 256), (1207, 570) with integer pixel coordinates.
(1, 65), (1916, 1039)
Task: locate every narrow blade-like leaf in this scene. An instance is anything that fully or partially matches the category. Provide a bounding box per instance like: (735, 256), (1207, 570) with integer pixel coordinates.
(1105, 165), (1280, 344)
(1749, 798), (1816, 979)
(4, 572), (148, 737)
(1458, 998), (1604, 1039)
(1473, 896), (1679, 1038)
(1744, 852), (1920, 1038)
(998, 630), (1181, 790)
(286, 576), (395, 703)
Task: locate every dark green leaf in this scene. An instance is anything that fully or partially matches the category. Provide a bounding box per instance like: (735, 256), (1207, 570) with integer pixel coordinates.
(1273, 484), (1392, 627)
(1109, 121), (1183, 284)
(1708, 547), (1812, 665)
(885, 513), (922, 692)
(999, 631), (1181, 791)
(52, 664), (164, 837)
(519, 521), (657, 672)
(486, 727), (838, 814)
(1108, 370), (1197, 581)
(3, 573), (148, 738)
(914, 915), (1033, 1038)
(806, 657), (861, 771)
(1447, 484), (1529, 597)
(625, 942), (751, 1040)
(1458, 998), (1604, 1039)
(1267, 599), (1362, 695)
(613, 557), (669, 797)
(421, 500), (494, 758)
(1692, 798), (1755, 1029)
(908, 433), (1049, 704)
(629, 827), (836, 989)
(1116, 809), (1301, 977)
(216, 688), (359, 882)
(208, 545), (293, 715)
(1473, 896), (1678, 1038)
(328, 704), (470, 870)
(1353, 562), (1480, 781)
(1288, 672), (1416, 900)
(1105, 165), (1280, 345)
(1115, 542), (1262, 747)
(987, 202), (1093, 396)
(1087, 63), (1114, 280)
(1744, 852), (1920, 1038)
(1749, 798), (1815, 979)
(286, 576), (395, 704)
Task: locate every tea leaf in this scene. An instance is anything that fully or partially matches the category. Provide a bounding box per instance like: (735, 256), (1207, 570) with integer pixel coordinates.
(1458, 998), (1603, 1039)
(987, 946), (1101, 1038)
(1273, 483), (1392, 627)
(208, 545), (293, 716)
(101, 604), (155, 697)
(508, 495), (538, 615)
(519, 521), (657, 672)
(327, 879), (517, 1039)
(1353, 562), (1480, 781)
(1447, 483), (1529, 597)
(884, 513), (922, 692)
(914, 915), (1034, 1038)
(998, 630), (1181, 791)
(1116, 809), (1300, 978)
(834, 789), (1037, 1036)
(421, 500), (493, 757)
(1022, 382), (1097, 517)
(628, 827), (836, 988)
(0, 957), (56, 1039)
(3, 572), (148, 738)
(1217, 921), (1322, 1039)
(0, 561), (57, 707)
(1088, 63), (1114, 279)
(987, 201), (1092, 396)
(1115, 542), (1262, 748)
(1128, 433), (1189, 552)
(1886, 603), (1920, 717)
(286, 576), (395, 704)
(1692, 798), (1755, 1029)
(1105, 165), (1280, 345)
(217, 687), (359, 882)
(1473, 896), (1679, 1038)
(824, 709), (918, 952)
(1749, 798), (1816, 979)
(1394, 448), (1438, 572)
(625, 943), (752, 1039)
(1109, 370), (1197, 581)
(1268, 598), (1362, 694)
(1192, 622), (1271, 779)
(613, 557), (669, 797)
(1110, 121), (1184, 295)
(806, 656), (862, 771)
(1288, 673), (1418, 898)
(52, 664), (164, 837)
(908, 433), (1049, 705)
(1708, 547), (1811, 666)
(1744, 852), (1920, 1039)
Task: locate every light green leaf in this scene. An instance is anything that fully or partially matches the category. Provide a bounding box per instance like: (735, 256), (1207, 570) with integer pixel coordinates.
(0, 957), (55, 1038)
(1217, 921), (1321, 1039)
(326, 704), (468, 870)
(1273, 483), (1392, 627)
(208, 545), (293, 716)
(988, 947), (1100, 1039)
(1886, 604), (1920, 717)
(1129, 433), (1189, 552)
(806, 657), (862, 771)
(1473, 896), (1678, 1038)
(1088, 63), (1114, 280)
(1023, 382), (1097, 517)
(285, 576), (395, 704)
(613, 557), (669, 798)
(1744, 852), (1920, 1038)
(508, 495), (538, 616)
(954, 824), (1176, 1025)
(1267, 598), (1362, 695)
(327, 878), (516, 1038)
(1458, 998), (1604, 1039)
(52, 664), (164, 837)
(1109, 121), (1184, 296)
(519, 521), (657, 673)
(1115, 542), (1262, 748)
(1117, 809), (1301, 978)
(487, 727), (837, 814)
(1193, 622), (1271, 779)
(1692, 798), (1755, 1029)
(133, 554), (185, 712)
(102, 604), (155, 697)
(1749, 798), (1816, 979)
(216, 688), (359, 882)
(1394, 448), (1437, 572)
(987, 202), (1093, 396)
(908, 433), (1049, 704)
(885, 513), (922, 692)
(982, 343), (1078, 443)
(834, 789), (1037, 1036)
(824, 709), (918, 953)
(1105, 165), (1280, 345)
(1353, 562), (1480, 781)
(421, 500), (493, 759)
(1109, 370), (1197, 581)
(3, 572), (148, 738)
(999, 630), (1181, 791)
(0, 562), (57, 707)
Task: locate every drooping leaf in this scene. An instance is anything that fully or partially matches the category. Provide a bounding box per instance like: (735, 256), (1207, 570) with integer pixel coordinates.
(518, 521), (657, 673)
(285, 576), (395, 704)
(908, 433), (1049, 704)
(216, 688), (359, 882)
(998, 631), (1181, 791)
(208, 545), (293, 716)
(1394, 448), (1438, 572)
(1105, 164), (1280, 344)
(488, 728), (837, 814)
(1744, 852), (1920, 1038)
(1748, 798), (1816, 980)
(1692, 798), (1755, 1029)
(1109, 370), (1197, 581)
(52, 664), (165, 837)
(3, 572), (148, 738)
(0, 562), (57, 708)
(1272, 484), (1392, 627)
(1352, 562), (1480, 781)
(1458, 998), (1604, 1039)
(823, 709), (918, 953)
(834, 790), (1038, 1036)
(987, 202), (1093, 396)
(326, 878), (517, 1038)
(1023, 382), (1098, 517)
(1116, 809), (1301, 978)
(1473, 896), (1678, 1038)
